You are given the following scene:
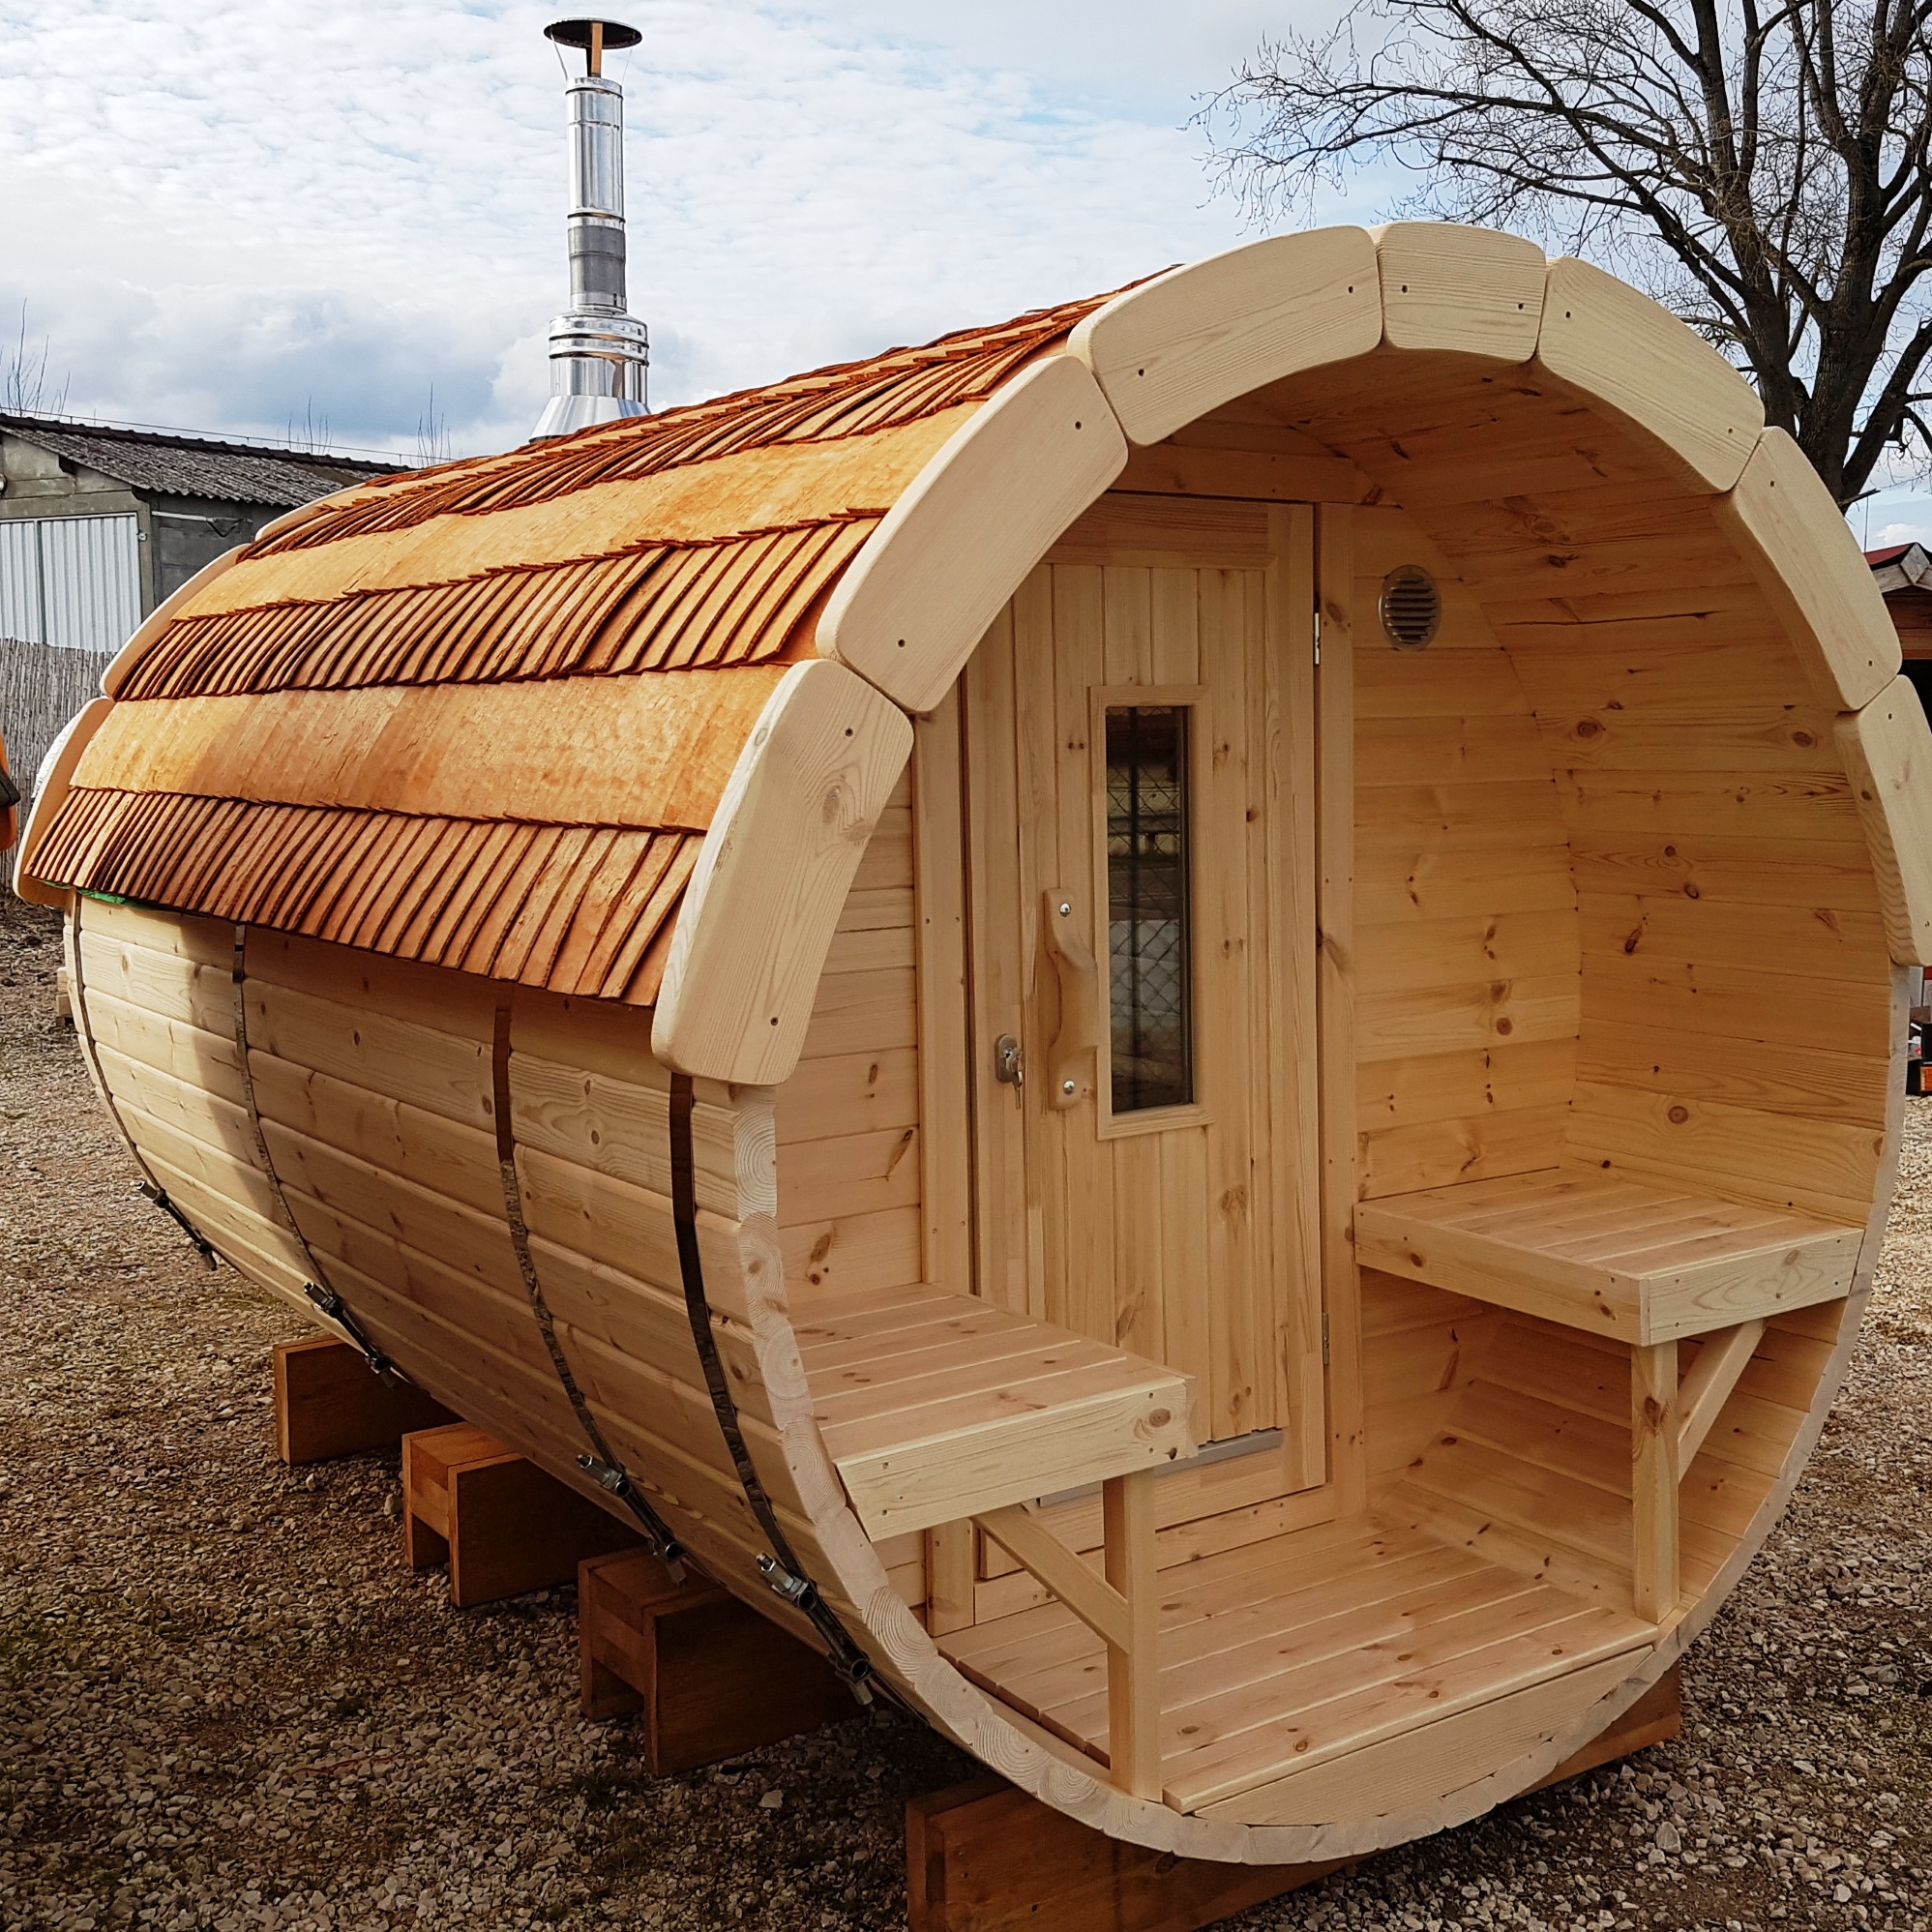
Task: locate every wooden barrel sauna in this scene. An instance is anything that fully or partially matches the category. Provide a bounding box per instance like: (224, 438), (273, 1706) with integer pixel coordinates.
(17, 222), (1932, 1864)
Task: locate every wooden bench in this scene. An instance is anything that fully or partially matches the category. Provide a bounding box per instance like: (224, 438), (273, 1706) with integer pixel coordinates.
(795, 1284), (1196, 1799)
(1355, 1169), (1861, 1622)
(1354, 1170), (1860, 1346)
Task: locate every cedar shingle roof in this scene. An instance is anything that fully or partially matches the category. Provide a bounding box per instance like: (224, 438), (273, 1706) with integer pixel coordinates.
(26, 289), (1115, 1003)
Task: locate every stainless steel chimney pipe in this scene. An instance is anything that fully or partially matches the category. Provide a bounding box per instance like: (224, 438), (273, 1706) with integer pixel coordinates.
(532, 18), (649, 440)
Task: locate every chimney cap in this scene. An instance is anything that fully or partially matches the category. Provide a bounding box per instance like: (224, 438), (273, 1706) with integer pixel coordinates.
(546, 18), (642, 59)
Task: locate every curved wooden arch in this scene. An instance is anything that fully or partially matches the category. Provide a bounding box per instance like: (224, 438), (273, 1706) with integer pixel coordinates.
(716, 223), (1915, 1850)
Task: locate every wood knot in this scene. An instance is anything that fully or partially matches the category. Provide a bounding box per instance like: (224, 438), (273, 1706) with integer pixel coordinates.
(1574, 717), (1602, 740)
(1667, 1104), (1689, 1125)
(1147, 1408), (1172, 1429)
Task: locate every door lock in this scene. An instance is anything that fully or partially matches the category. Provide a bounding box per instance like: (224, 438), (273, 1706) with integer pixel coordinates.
(994, 1033), (1025, 1088)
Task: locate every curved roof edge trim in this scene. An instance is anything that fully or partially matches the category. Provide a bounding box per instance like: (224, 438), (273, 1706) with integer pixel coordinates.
(1534, 255), (1764, 493)
(1371, 221), (1546, 361)
(816, 355), (1126, 715)
(1837, 674), (1932, 966)
(1068, 226), (1383, 447)
(652, 658), (913, 1085)
(1713, 427), (1901, 714)
(1072, 226), (1764, 502)
(13, 696), (113, 908)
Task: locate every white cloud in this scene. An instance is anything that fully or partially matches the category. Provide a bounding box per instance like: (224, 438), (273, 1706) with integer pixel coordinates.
(1871, 519), (1932, 550)
(0, 0), (1352, 460)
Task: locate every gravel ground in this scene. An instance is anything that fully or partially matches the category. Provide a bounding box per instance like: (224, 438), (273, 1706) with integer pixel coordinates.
(1, 890), (1927, 1932)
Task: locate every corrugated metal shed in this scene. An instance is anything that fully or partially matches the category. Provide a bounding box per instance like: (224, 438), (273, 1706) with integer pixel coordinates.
(0, 515), (140, 650)
(0, 414), (401, 508)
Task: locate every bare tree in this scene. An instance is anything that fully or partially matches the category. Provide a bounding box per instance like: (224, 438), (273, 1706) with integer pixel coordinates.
(414, 383), (453, 468)
(4, 302), (70, 416)
(1201, 1), (1932, 505)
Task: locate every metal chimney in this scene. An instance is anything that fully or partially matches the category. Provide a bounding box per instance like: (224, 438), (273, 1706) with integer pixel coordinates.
(531, 17), (650, 440)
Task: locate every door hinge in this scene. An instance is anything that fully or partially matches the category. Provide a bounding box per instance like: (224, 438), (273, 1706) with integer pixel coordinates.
(1322, 1310), (1330, 1367)
(1313, 609), (1322, 667)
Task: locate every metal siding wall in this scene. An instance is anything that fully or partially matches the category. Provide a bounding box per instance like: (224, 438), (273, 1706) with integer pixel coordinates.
(0, 522), (42, 643)
(0, 515), (141, 651)
(42, 516), (142, 651)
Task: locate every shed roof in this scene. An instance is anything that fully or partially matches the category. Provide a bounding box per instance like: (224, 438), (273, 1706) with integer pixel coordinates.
(1868, 540), (1932, 594)
(23, 290), (1110, 1005)
(0, 413), (403, 509)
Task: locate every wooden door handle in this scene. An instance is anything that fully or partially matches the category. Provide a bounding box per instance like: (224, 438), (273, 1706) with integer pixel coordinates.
(1042, 887), (1099, 1110)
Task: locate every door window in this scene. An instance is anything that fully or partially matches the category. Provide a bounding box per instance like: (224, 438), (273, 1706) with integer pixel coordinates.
(1105, 703), (1191, 1113)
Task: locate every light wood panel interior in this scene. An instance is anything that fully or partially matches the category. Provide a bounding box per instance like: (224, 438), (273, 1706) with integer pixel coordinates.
(962, 503), (1321, 1455)
(885, 341), (1887, 1813)
(1350, 503), (1580, 1202)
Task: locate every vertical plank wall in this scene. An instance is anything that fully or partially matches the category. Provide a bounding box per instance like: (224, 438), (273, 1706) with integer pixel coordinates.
(1348, 505), (1580, 1486)
(773, 767), (931, 1610)
(775, 768), (924, 1305)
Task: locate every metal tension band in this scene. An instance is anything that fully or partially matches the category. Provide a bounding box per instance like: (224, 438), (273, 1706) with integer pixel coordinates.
(490, 1001), (689, 1580)
(668, 1073), (877, 1705)
(304, 1282), (400, 1383)
(137, 1180), (219, 1270)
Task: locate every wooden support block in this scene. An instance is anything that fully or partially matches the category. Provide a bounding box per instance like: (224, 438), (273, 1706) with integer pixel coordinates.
(55, 964), (74, 1026)
(906, 1668), (1682, 1932)
(401, 1422), (638, 1608)
(908, 1774), (1352, 1932)
(273, 1335), (455, 1465)
(578, 1549), (850, 1769)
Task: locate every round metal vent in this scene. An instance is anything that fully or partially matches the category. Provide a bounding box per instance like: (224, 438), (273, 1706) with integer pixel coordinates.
(1380, 566), (1442, 650)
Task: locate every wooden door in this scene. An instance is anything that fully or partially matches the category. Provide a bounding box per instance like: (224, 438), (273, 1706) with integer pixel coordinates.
(963, 499), (1324, 1481)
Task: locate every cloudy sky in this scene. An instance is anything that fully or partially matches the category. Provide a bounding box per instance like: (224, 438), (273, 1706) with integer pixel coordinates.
(2, 0), (1928, 539)
(0, 1), (1347, 459)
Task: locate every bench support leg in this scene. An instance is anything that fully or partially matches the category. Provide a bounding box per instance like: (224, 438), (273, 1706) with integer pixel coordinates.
(972, 1470), (1167, 1801)
(926, 1521), (976, 1638)
(579, 1549), (851, 1769)
(907, 1666), (1681, 1932)
(1102, 1470), (1162, 1801)
(1631, 1341), (1680, 1623)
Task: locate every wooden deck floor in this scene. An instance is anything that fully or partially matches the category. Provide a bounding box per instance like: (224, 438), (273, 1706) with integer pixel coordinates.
(938, 1521), (1653, 1816)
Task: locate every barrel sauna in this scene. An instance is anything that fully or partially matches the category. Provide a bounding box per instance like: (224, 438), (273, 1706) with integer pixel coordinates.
(17, 223), (1932, 1865)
